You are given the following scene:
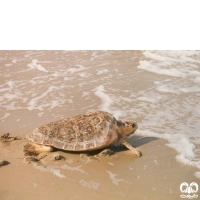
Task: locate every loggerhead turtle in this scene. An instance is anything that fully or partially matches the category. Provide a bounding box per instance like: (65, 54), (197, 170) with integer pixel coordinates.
(24, 111), (141, 157)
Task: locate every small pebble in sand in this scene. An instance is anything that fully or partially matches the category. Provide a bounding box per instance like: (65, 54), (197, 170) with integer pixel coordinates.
(37, 153), (48, 160)
(0, 160), (6, 167)
(52, 153), (65, 161)
(80, 153), (89, 158)
(108, 162), (114, 166)
(23, 157), (39, 164)
(98, 149), (114, 156)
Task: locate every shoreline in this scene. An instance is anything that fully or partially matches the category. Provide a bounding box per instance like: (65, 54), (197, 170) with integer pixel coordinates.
(1, 50), (200, 199)
(0, 133), (199, 200)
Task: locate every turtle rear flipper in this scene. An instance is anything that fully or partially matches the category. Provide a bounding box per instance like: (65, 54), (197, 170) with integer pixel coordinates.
(24, 143), (53, 156)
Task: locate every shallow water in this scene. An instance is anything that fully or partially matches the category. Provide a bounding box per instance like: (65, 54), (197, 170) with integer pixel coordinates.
(0, 50), (200, 177)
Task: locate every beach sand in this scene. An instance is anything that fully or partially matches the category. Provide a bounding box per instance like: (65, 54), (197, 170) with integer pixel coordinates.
(0, 133), (199, 200)
(0, 50), (200, 200)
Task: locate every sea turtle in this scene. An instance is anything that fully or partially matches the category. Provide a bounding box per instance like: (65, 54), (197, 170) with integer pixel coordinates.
(24, 111), (141, 157)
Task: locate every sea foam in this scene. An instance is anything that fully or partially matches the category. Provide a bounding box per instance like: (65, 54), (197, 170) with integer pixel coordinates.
(27, 59), (48, 72)
(1, 50), (200, 179)
(94, 85), (124, 119)
(33, 164), (66, 179)
(106, 170), (131, 186)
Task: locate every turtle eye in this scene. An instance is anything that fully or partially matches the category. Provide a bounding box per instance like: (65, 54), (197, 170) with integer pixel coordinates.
(132, 124), (135, 128)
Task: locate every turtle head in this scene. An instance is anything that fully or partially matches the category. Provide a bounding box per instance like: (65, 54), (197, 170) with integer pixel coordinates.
(117, 120), (138, 136)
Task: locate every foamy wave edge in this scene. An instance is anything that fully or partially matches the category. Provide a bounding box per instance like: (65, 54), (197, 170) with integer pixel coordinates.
(137, 129), (200, 179)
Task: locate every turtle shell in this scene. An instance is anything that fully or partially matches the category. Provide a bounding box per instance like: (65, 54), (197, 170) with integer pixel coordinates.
(26, 111), (118, 151)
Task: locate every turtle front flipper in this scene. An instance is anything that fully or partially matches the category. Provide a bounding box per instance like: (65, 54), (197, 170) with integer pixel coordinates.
(118, 135), (141, 157)
(24, 143), (54, 156)
(123, 141), (141, 157)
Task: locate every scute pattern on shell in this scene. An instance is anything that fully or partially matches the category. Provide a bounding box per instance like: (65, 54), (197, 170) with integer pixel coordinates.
(27, 111), (117, 151)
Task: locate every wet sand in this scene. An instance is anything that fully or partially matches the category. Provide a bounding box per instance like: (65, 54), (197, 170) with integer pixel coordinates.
(0, 50), (200, 200)
(0, 133), (199, 200)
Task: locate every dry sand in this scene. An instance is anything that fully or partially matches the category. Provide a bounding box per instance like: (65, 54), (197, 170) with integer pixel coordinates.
(0, 133), (199, 200)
